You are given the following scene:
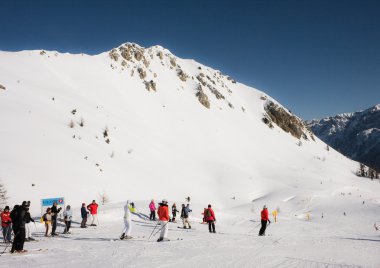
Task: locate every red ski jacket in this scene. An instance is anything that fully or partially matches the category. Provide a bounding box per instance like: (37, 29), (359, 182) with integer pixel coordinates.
(157, 205), (169, 221)
(205, 208), (216, 221)
(261, 209), (269, 221)
(87, 203), (98, 215)
(1, 211), (11, 227)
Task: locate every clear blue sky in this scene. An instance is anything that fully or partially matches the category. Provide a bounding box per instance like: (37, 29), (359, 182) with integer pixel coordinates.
(1, 0), (379, 119)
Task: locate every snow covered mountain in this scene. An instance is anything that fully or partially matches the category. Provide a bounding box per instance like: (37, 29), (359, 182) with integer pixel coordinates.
(1, 43), (380, 267)
(0, 42), (375, 210)
(308, 105), (380, 172)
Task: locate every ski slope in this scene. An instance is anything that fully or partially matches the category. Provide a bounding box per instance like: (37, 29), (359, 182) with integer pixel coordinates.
(0, 43), (379, 266)
(1, 201), (379, 267)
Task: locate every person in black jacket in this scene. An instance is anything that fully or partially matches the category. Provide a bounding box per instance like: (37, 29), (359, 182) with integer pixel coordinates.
(25, 206), (35, 241)
(50, 202), (62, 236)
(80, 203), (88, 228)
(171, 203), (179, 222)
(10, 201), (27, 253)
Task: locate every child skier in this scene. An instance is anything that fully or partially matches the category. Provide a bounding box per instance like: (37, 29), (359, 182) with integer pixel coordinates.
(120, 200), (133, 240)
(43, 207), (52, 237)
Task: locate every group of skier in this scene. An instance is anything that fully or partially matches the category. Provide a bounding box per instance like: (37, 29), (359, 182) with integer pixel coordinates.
(120, 199), (220, 242)
(1, 198), (272, 253)
(0, 199), (99, 254)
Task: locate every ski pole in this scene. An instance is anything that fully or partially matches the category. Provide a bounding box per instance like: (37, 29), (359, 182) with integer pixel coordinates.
(248, 222), (261, 233)
(153, 221), (168, 237)
(148, 221), (160, 240)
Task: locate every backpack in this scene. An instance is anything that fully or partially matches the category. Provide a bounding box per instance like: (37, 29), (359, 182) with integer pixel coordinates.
(206, 209), (211, 217)
(42, 213), (47, 222)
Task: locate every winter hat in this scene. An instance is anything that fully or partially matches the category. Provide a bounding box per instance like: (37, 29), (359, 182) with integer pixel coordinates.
(208, 204), (212, 208)
(4, 206), (9, 210)
(67, 205), (71, 210)
(263, 205), (267, 209)
(162, 199), (168, 204)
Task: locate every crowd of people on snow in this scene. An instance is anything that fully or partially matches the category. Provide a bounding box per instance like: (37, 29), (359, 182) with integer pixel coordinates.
(1, 197), (273, 253)
(0, 200), (99, 254)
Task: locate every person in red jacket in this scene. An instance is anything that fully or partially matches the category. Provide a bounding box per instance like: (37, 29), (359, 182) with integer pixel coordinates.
(1, 206), (12, 243)
(205, 204), (216, 233)
(259, 205), (271, 236)
(157, 199), (169, 242)
(87, 200), (99, 226)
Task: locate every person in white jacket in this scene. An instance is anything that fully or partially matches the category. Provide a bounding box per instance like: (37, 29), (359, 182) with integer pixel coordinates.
(120, 200), (132, 240)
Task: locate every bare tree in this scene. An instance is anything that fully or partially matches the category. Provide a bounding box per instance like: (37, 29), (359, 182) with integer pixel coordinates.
(0, 181), (8, 208)
(98, 191), (110, 205)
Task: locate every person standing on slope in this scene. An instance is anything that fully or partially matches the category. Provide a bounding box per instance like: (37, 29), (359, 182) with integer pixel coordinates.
(10, 201), (27, 253)
(149, 199), (156, 221)
(63, 205), (73, 234)
(120, 200), (133, 240)
(157, 199), (170, 242)
(259, 205), (271, 236)
(51, 202), (62, 236)
(81, 203), (88, 228)
(181, 204), (192, 229)
(87, 200), (99, 226)
(43, 208), (52, 236)
(1, 206), (12, 243)
(171, 203), (179, 223)
(205, 204), (216, 233)
(25, 206), (35, 241)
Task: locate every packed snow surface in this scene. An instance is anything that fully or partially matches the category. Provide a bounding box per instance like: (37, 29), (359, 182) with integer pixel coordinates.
(0, 44), (379, 266)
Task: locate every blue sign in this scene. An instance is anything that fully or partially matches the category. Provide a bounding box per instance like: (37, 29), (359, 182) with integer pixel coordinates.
(41, 197), (65, 207)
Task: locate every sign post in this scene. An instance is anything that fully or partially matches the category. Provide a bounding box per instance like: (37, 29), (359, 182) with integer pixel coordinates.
(41, 197), (65, 217)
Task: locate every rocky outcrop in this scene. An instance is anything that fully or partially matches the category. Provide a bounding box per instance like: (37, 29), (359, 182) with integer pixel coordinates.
(264, 101), (312, 140)
(144, 80), (157, 91)
(177, 69), (188, 82)
(196, 85), (210, 109)
(137, 68), (146, 79)
(109, 49), (119, 61)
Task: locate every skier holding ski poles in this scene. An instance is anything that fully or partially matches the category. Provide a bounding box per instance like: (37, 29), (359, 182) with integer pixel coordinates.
(157, 199), (170, 242)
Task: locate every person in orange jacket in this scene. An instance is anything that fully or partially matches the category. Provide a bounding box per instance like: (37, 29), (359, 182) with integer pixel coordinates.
(157, 199), (169, 242)
(259, 205), (271, 236)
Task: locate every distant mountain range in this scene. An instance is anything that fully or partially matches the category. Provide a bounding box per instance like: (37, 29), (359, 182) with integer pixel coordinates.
(308, 104), (380, 171)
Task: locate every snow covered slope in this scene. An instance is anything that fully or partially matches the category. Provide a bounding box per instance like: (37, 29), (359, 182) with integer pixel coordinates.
(0, 43), (377, 211)
(1, 43), (380, 267)
(308, 105), (380, 171)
